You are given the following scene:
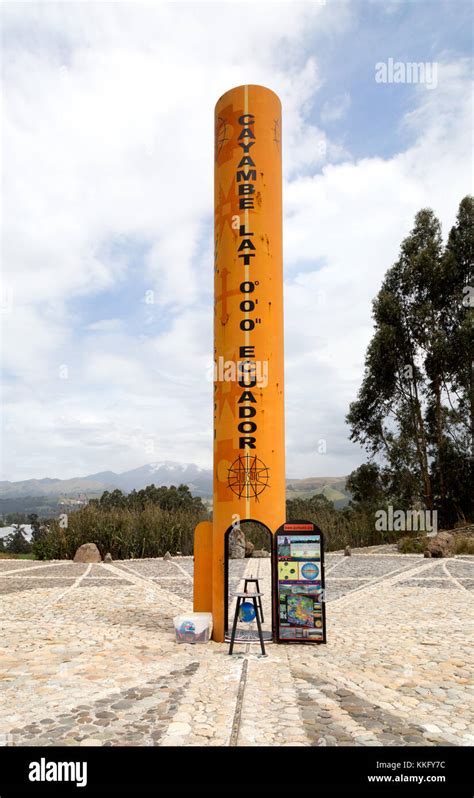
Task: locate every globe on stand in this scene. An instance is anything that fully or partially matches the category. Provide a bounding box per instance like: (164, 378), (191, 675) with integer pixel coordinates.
(238, 601), (256, 623)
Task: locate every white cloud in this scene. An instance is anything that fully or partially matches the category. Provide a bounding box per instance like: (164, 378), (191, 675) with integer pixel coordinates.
(320, 92), (351, 124)
(283, 60), (472, 477)
(86, 319), (124, 332)
(0, 4), (471, 483)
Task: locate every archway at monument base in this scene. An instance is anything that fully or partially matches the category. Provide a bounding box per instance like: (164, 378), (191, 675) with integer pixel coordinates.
(224, 520), (274, 643)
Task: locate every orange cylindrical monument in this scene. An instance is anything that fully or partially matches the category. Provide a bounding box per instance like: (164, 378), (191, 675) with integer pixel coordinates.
(194, 85), (285, 642)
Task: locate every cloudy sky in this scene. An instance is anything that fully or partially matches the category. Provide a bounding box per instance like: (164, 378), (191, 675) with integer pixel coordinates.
(1, 0), (472, 482)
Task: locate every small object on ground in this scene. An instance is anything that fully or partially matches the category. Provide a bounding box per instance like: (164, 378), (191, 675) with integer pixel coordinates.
(73, 543), (101, 563)
(251, 549), (271, 558)
(103, 552), (113, 563)
(163, 551), (172, 561)
(425, 531), (455, 558)
(424, 549), (432, 558)
(344, 545), (351, 556)
(174, 612), (213, 644)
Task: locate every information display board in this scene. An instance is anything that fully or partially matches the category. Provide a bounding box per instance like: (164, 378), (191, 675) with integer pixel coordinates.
(274, 521), (326, 643)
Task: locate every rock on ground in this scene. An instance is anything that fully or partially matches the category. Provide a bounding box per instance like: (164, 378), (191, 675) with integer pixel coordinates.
(229, 528), (245, 559)
(424, 532), (455, 558)
(73, 543), (102, 563)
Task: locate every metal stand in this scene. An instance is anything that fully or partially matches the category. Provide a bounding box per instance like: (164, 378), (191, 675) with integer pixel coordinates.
(228, 592), (266, 656)
(243, 577), (264, 623)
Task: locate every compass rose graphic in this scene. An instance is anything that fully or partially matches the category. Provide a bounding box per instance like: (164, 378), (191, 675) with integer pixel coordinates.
(227, 454), (270, 500)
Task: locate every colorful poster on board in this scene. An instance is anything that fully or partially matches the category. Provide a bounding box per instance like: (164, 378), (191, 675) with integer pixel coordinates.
(274, 521), (326, 643)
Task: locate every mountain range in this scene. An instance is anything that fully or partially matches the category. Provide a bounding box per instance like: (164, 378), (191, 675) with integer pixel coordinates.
(0, 462), (212, 498)
(0, 461), (351, 506)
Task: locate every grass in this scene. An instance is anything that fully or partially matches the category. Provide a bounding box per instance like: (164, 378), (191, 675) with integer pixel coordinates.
(397, 533), (474, 555)
(397, 536), (429, 553)
(454, 536), (474, 555)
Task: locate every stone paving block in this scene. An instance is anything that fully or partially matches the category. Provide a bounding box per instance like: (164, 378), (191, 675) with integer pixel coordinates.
(0, 551), (472, 748)
(0, 579), (75, 594)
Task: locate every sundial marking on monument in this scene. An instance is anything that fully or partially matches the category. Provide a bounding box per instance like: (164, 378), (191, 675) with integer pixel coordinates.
(227, 452), (270, 500)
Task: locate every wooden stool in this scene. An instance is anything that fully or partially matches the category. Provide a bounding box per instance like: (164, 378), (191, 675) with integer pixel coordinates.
(243, 577), (264, 623)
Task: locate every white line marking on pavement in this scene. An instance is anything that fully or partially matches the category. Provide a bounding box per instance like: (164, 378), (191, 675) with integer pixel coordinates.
(102, 561), (192, 611)
(170, 560), (193, 581)
(0, 574), (122, 582)
(53, 564), (92, 603)
(330, 559), (442, 606)
(325, 557), (347, 575)
(442, 561), (468, 591)
(0, 561), (75, 577)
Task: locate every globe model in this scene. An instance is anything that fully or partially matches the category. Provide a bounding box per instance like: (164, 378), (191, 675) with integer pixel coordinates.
(239, 601), (256, 622)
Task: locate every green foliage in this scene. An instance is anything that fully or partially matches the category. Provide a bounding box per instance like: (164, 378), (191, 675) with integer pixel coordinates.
(89, 483), (206, 514)
(240, 521), (272, 551)
(33, 484), (209, 560)
(4, 525), (33, 554)
(345, 463), (386, 507)
(454, 536), (474, 555)
(397, 536), (429, 553)
(285, 495), (399, 551)
(0, 496), (69, 520)
(397, 534), (474, 555)
(347, 197), (473, 527)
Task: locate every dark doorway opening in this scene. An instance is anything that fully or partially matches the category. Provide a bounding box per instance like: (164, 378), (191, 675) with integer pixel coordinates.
(224, 520), (274, 642)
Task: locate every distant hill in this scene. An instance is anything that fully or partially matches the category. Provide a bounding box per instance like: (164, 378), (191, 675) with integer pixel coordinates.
(285, 476), (350, 508)
(0, 462), (213, 499)
(0, 463), (351, 512)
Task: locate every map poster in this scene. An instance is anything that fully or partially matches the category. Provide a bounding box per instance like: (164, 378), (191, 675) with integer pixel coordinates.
(274, 521), (326, 644)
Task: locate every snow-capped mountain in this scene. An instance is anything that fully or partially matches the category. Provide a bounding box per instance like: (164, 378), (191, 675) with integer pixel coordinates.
(0, 461), (213, 498)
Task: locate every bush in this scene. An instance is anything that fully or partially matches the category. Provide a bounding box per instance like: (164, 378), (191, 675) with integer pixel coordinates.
(454, 535), (474, 555)
(286, 496), (400, 551)
(33, 499), (207, 560)
(240, 521), (272, 551)
(397, 535), (429, 553)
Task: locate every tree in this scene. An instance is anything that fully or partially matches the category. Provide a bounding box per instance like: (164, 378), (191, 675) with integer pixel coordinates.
(345, 463), (386, 508)
(104, 483), (207, 514)
(347, 198), (473, 525)
(5, 524), (32, 554)
(428, 196), (474, 522)
(98, 489), (128, 510)
(28, 513), (41, 541)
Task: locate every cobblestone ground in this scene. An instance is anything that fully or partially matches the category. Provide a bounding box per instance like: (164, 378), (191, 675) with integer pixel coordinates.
(0, 551), (472, 747)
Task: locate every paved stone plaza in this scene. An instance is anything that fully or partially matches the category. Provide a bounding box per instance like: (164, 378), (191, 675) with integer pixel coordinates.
(0, 550), (473, 747)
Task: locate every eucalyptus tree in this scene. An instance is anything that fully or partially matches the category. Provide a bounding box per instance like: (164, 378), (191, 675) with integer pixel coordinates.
(347, 197), (473, 525)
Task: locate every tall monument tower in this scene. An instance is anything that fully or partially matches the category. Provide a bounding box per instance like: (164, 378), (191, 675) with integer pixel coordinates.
(194, 85), (285, 642)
